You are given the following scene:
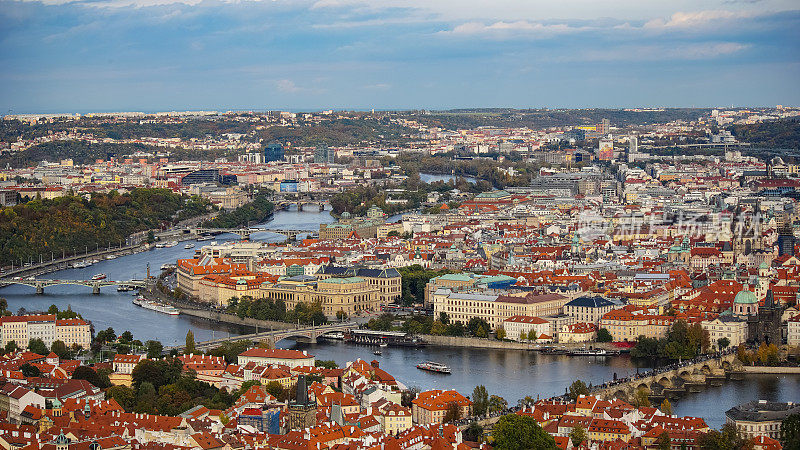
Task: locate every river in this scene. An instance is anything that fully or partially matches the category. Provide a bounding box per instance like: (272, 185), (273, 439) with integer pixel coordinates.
(1, 205), (797, 427)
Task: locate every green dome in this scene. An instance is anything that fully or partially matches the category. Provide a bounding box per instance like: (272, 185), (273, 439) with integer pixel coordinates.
(759, 262), (768, 270)
(734, 289), (758, 305)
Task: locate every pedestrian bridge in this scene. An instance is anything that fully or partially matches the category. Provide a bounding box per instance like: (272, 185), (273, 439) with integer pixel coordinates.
(590, 352), (739, 402)
(0, 279), (148, 295)
(166, 322), (357, 352)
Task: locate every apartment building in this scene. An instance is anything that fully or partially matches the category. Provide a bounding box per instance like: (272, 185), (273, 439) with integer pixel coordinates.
(432, 289), (568, 330)
(0, 315), (91, 350)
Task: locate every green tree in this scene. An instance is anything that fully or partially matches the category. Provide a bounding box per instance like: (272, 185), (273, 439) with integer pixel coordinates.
(72, 366), (109, 388)
(568, 380), (589, 401)
(488, 395), (507, 414)
(781, 413), (800, 450)
(264, 381), (285, 400)
(439, 311), (450, 325)
(50, 340), (70, 359)
(569, 425), (587, 447)
(472, 385), (489, 416)
(657, 431), (671, 450)
(20, 363), (40, 377)
(4, 341), (18, 354)
(463, 422), (483, 442)
(28, 338), (48, 355)
(315, 360), (338, 369)
(717, 337), (730, 351)
(145, 340), (164, 359)
(185, 330), (196, 355)
(495, 326), (507, 340)
(698, 423), (753, 450)
(120, 331), (134, 343)
(597, 328), (613, 342)
(106, 385), (135, 410)
(493, 414), (557, 450)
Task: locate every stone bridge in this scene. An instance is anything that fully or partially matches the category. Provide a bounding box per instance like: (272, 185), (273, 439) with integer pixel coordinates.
(192, 227), (309, 240)
(0, 279), (148, 295)
(590, 353), (739, 402)
(166, 322), (357, 352)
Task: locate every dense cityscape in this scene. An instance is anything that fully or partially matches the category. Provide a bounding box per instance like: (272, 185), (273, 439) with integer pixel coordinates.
(0, 106), (797, 449)
(2, 0), (800, 447)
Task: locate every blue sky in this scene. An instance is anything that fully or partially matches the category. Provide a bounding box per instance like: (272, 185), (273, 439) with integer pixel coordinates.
(1, 0), (799, 113)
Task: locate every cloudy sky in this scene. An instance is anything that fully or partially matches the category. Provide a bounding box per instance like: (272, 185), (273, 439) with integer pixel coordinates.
(1, 0), (798, 112)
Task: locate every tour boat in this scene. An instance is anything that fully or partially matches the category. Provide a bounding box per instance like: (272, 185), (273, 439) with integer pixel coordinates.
(91, 273), (107, 281)
(164, 241), (178, 248)
(416, 361), (451, 374)
(184, 243), (195, 249)
(373, 350), (382, 356)
(132, 296), (180, 315)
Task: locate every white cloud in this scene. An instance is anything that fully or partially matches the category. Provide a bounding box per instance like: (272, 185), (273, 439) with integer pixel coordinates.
(442, 20), (586, 37)
(643, 10), (754, 29)
(579, 42), (750, 61)
(276, 79), (302, 92)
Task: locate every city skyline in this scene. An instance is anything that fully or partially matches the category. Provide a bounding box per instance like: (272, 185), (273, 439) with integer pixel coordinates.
(1, 0), (799, 113)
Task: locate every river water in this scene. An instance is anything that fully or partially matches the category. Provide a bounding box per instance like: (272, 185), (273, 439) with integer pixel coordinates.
(1, 205), (797, 427)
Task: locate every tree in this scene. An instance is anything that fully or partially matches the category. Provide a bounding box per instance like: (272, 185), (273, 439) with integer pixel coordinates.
(569, 425), (587, 447)
(73, 366), (109, 388)
(439, 312), (450, 325)
(20, 363), (40, 377)
(495, 326), (507, 340)
(781, 413), (800, 450)
(443, 402), (461, 423)
(120, 331), (134, 343)
(185, 330), (196, 355)
(4, 341), (18, 354)
(488, 395), (507, 414)
(493, 414), (557, 450)
(50, 340), (70, 359)
(472, 385), (489, 416)
(660, 398), (672, 415)
(656, 431), (671, 450)
(145, 340), (164, 359)
(47, 304), (59, 315)
(464, 422), (483, 442)
(401, 386), (420, 408)
(28, 338), (48, 355)
(467, 317), (490, 338)
(698, 423), (753, 450)
(717, 337), (730, 351)
(264, 381), (284, 400)
(597, 328), (613, 342)
(315, 360), (338, 369)
(106, 385), (135, 410)
(568, 380), (589, 401)
(634, 387), (651, 407)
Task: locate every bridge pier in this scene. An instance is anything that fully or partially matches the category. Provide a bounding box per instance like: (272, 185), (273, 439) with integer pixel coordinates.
(36, 285), (44, 295)
(92, 284), (100, 295)
(318, 203), (324, 211)
(298, 203), (303, 211)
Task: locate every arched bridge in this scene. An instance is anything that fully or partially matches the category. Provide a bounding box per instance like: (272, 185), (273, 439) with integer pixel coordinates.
(192, 227), (309, 240)
(590, 352), (739, 402)
(166, 322), (357, 352)
(0, 279), (148, 295)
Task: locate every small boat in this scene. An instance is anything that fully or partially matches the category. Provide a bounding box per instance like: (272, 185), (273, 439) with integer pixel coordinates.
(155, 242), (166, 248)
(416, 361), (451, 374)
(106, 255), (117, 260)
(373, 350), (382, 355)
(164, 241), (178, 248)
(197, 236), (212, 241)
(72, 261), (87, 269)
(160, 263), (176, 271)
(570, 348), (615, 356)
(380, 343), (388, 348)
(184, 243), (195, 249)
(91, 273), (107, 281)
